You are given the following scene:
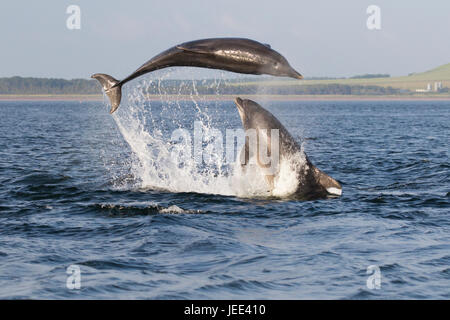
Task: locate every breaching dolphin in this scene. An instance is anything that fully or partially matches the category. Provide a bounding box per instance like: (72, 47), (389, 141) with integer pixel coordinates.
(91, 38), (303, 113)
(234, 97), (342, 199)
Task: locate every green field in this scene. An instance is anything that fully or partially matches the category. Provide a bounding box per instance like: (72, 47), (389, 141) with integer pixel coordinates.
(231, 63), (450, 92)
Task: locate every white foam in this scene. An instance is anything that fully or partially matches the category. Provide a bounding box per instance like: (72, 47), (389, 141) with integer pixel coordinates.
(108, 78), (238, 197)
(159, 205), (200, 214)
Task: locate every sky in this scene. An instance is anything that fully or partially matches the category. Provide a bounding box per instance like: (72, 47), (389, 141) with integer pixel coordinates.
(0, 0), (449, 79)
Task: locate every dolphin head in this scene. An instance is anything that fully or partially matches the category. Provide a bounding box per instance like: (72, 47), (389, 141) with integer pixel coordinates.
(234, 97), (288, 134)
(261, 53), (303, 80)
(234, 97), (247, 123)
(234, 97), (263, 129)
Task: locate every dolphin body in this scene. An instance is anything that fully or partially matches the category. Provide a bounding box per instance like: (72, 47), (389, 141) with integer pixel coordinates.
(234, 97), (342, 199)
(91, 38), (303, 113)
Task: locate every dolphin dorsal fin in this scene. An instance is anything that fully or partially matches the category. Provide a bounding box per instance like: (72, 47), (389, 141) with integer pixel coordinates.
(176, 45), (211, 54)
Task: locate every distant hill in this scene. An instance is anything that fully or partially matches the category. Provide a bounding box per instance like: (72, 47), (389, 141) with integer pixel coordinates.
(231, 63), (450, 92)
(406, 63), (450, 81)
(350, 74), (390, 79)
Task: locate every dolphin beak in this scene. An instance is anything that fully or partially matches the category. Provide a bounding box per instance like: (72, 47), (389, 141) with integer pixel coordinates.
(292, 70), (303, 79)
(234, 97), (246, 122)
(235, 97), (243, 105)
(234, 97), (244, 110)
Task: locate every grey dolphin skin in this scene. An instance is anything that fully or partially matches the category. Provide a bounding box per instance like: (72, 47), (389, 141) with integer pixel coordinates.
(234, 97), (342, 199)
(92, 38), (303, 113)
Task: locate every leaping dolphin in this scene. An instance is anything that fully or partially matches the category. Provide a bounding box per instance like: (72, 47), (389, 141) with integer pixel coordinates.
(92, 38), (303, 113)
(234, 97), (342, 199)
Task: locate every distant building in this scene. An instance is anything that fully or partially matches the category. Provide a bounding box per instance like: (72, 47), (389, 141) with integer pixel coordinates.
(434, 82), (442, 91)
(416, 83), (432, 92)
(415, 82), (441, 93)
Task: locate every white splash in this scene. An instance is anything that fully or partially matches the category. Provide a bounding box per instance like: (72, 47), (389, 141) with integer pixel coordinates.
(272, 157), (304, 198)
(107, 71), (307, 198)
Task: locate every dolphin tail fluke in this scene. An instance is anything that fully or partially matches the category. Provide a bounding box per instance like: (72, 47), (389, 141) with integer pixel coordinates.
(91, 73), (122, 113)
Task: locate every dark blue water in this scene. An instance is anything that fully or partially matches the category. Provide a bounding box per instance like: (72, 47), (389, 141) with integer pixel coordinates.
(0, 99), (448, 299)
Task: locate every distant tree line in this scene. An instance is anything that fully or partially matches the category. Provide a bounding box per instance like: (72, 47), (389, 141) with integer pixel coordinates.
(0, 77), (100, 94)
(0, 76), (405, 96)
(349, 74), (390, 79)
(225, 83), (401, 95)
(143, 81), (405, 95)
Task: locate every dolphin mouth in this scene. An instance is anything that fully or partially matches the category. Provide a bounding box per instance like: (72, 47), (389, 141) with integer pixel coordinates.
(292, 70), (303, 79)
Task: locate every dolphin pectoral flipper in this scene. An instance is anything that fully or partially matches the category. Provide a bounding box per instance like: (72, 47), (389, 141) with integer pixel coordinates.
(91, 74), (122, 114)
(240, 135), (254, 166)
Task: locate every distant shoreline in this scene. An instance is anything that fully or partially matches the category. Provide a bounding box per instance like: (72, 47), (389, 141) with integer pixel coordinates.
(1, 94), (449, 102)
